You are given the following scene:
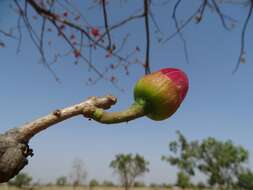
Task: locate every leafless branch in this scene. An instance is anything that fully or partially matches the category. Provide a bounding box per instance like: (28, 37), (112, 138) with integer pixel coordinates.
(233, 0), (253, 73)
(51, 20), (104, 78)
(144, 0), (151, 74)
(6, 0), (252, 81)
(17, 95), (117, 143)
(24, 0), (143, 82)
(39, 17), (46, 56)
(16, 15), (22, 54)
(0, 29), (15, 39)
(163, 7), (200, 43)
(94, 13), (144, 45)
(211, 0), (232, 30)
(149, 10), (162, 35)
(0, 29), (17, 48)
(114, 33), (130, 54)
(196, 0), (208, 23)
(102, 0), (112, 49)
(172, 0), (190, 64)
(14, 0), (61, 81)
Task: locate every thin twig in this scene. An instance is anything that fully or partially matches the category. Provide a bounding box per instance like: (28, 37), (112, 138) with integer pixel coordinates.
(149, 10), (162, 34)
(211, 0), (233, 30)
(94, 13), (144, 46)
(172, 0), (190, 64)
(26, 0), (136, 73)
(52, 21), (104, 78)
(0, 29), (16, 39)
(144, 0), (151, 74)
(233, 0), (253, 73)
(163, 7), (200, 43)
(15, 0), (60, 81)
(63, 0), (91, 27)
(16, 15), (23, 54)
(196, 0), (208, 23)
(114, 33), (130, 54)
(39, 17), (46, 56)
(102, 0), (112, 49)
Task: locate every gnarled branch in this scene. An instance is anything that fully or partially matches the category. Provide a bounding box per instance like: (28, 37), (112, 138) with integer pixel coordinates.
(0, 92), (156, 183)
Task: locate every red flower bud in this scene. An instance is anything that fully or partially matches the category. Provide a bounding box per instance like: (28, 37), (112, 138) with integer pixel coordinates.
(134, 68), (189, 120)
(63, 12), (68, 17)
(73, 50), (81, 58)
(160, 68), (189, 104)
(90, 27), (100, 38)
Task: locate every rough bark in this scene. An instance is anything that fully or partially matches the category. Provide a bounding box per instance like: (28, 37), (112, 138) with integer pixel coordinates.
(17, 95), (117, 143)
(0, 129), (33, 183)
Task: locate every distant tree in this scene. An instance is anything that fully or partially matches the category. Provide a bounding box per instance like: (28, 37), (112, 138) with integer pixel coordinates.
(196, 182), (206, 190)
(70, 158), (87, 187)
(197, 138), (249, 189)
(45, 182), (53, 186)
(89, 179), (99, 188)
(163, 131), (250, 190)
(102, 180), (115, 187)
(149, 183), (160, 188)
(161, 183), (172, 188)
(162, 131), (198, 188)
(237, 169), (253, 190)
(56, 176), (68, 186)
(31, 180), (41, 187)
(110, 153), (149, 190)
(133, 181), (146, 187)
(8, 172), (32, 188)
(176, 171), (191, 189)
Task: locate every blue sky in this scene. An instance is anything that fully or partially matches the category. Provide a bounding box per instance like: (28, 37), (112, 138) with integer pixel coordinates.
(0, 0), (253, 185)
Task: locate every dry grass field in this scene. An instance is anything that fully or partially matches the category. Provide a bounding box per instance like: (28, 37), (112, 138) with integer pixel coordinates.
(0, 186), (179, 190)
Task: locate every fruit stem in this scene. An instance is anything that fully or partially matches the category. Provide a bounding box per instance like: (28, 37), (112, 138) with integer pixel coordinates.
(91, 101), (146, 124)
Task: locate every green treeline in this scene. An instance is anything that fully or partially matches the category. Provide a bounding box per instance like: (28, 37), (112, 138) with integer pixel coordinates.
(6, 131), (253, 190)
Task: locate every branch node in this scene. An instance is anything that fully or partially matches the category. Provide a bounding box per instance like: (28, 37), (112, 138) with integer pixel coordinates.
(95, 95), (117, 109)
(53, 109), (61, 117)
(82, 105), (96, 118)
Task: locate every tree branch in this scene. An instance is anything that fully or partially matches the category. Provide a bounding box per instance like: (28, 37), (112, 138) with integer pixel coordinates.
(14, 0), (60, 81)
(0, 29), (16, 39)
(144, 0), (151, 74)
(24, 0), (142, 81)
(0, 93), (150, 182)
(163, 5), (201, 43)
(17, 95), (117, 143)
(233, 0), (253, 73)
(172, 0), (190, 64)
(211, 0), (231, 30)
(102, 0), (112, 49)
(88, 102), (146, 124)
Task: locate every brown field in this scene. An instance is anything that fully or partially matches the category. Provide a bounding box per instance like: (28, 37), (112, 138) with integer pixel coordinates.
(0, 186), (179, 190)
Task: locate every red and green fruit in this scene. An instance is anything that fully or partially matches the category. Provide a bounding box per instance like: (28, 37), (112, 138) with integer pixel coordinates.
(134, 68), (189, 120)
